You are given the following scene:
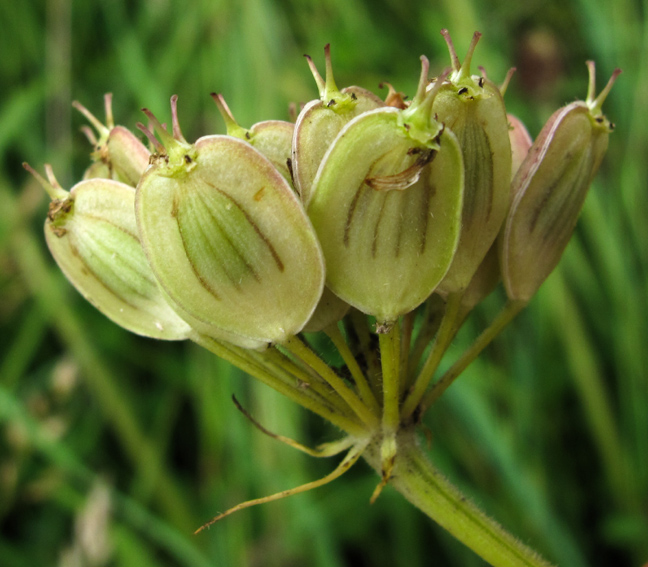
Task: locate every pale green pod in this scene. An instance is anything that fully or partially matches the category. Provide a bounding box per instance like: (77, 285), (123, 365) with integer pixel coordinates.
(73, 94), (150, 186)
(136, 97), (325, 346)
(292, 44), (384, 204)
(211, 93), (294, 184)
(25, 164), (192, 340)
(432, 31), (512, 294)
(308, 59), (464, 324)
(500, 62), (621, 302)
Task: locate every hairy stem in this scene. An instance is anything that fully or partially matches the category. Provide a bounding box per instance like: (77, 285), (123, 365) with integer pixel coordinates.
(363, 428), (555, 567)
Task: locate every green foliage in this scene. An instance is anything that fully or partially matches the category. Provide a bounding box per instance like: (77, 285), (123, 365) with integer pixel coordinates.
(1, 0), (646, 566)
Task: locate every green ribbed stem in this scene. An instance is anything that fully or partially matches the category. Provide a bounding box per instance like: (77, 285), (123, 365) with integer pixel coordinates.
(401, 292), (463, 420)
(283, 335), (380, 429)
(325, 323), (380, 415)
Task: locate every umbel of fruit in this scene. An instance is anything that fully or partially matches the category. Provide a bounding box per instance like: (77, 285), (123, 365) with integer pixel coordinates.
(135, 96), (325, 348)
(27, 32), (621, 567)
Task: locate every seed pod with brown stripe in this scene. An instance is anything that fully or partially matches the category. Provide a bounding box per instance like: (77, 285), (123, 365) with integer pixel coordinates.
(432, 30), (512, 294)
(135, 96), (325, 347)
(292, 44), (384, 205)
(26, 163), (192, 340)
(73, 94), (150, 187)
(500, 62), (621, 302)
(307, 58), (464, 325)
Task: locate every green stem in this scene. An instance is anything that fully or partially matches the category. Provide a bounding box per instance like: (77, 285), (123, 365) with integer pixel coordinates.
(282, 336), (380, 429)
(193, 334), (367, 437)
(420, 299), (526, 414)
(363, 429), (555, 567)
(402, 292), (463, 420)
(379, 320), (401, 433)
(349, 310), (382, 397)
(378, 320), (401, 478)
(325, 323), (380, 415)
(399, 311), (416, 396)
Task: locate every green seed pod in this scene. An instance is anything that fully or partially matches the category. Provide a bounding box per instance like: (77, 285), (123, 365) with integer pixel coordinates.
(136, 96), (325, 347)
(432, 31), (512, 294)
(500, 62), (621, 302)
(73, 94), (150, 187)
(508, 114), (533, 180)
(25, 163), (192, 340)
(211, 93), (294, 185)
(308, 59), (464, 325)
(292, 44), (384, 204)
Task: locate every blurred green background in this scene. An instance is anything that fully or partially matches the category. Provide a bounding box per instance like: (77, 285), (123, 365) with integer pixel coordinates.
(1, 0), (646, 566)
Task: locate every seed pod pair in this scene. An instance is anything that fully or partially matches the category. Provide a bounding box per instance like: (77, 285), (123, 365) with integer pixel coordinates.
(432, 30), (512, 294)
(500, 62), (621, 301)
(73, 94), (150, 186)
(26, 163), (192, 340)
(136, 97), (325, 348)
(308, 58), (464, 326)
(292, 45), (384, 204)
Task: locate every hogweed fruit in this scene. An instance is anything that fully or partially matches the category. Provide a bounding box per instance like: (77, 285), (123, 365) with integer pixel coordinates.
(433, 30), (512, 294)
(25, 163), (192, 340)
(307, 58), (464, 325)
(292, 44), (384, 204)
(500, 62), (621, 302)
(135, 96), (325, 347)
(73, 94), (150, 186)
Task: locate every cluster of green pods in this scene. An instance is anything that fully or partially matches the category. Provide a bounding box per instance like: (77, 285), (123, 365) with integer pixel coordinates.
(29, 31), (619, 350)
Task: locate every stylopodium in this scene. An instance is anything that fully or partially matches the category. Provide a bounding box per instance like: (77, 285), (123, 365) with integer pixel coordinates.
(27, 30), (620, 567)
